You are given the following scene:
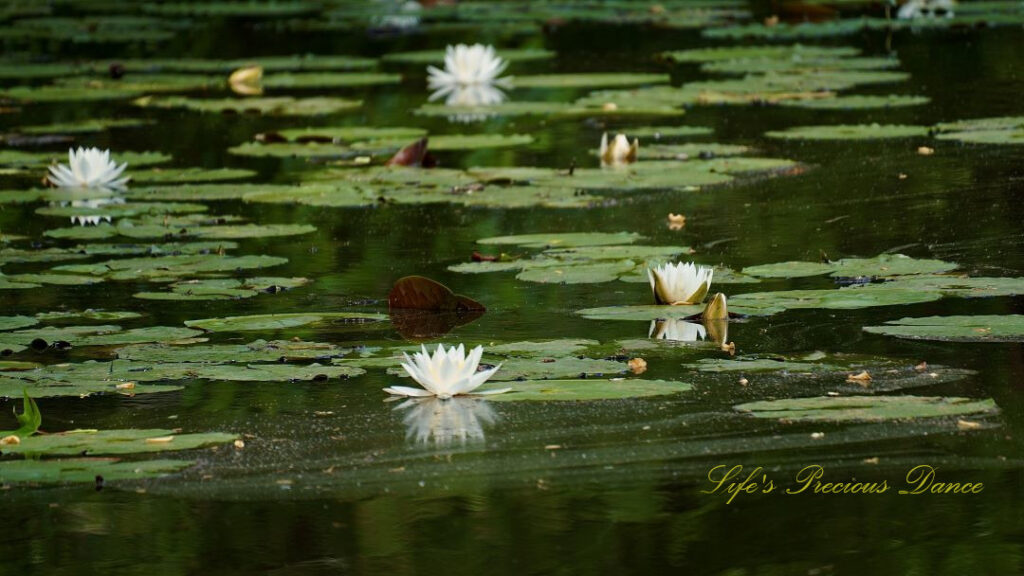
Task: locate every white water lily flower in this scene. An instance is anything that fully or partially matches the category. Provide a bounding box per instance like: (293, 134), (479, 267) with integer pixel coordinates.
(649, 319), (707, 342)
(648, 261), (714, 305)
(600, 132), (639, 166)
(384, 343), (509, 399)
(898, 0), (954, 19)
(47, 147), (129, 190)
(395, 397), (496, 445)
(427, 44), (511, 90)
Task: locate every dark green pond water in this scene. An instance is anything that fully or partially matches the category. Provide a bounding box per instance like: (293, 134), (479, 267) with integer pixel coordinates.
(1, 2), (1023, 574)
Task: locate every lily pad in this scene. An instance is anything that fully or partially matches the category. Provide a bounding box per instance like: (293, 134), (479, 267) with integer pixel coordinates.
(0, 316), (38, 331)
(623, 126), (714, 139)
(115, 339), (356, 363)
(133, 95), (362, 116)
(478, 232), (642, 248)
(778, 95), (930, 110)
(4, 325), (203, 347)
(478, 379), (691, 402)
(19, 118), (155, 134)
(184, 312), (388, 332)
(134, 277), (309, 301)
(0, 459), (194, 485)
(129, 168), (257, 184)
(863, 315), (1024, 342)
(735, 396), (998, 422)
(2, 429), (238, 456)
(36, 310), (142, 322)
(766, 124), (930, 140)
(742, 254), (957, 279)
(117, 54), (378, 73)
(262, 72), (401, 89)
(55, 254), (288, 281)
(381, 48), (555, 64)
(661, 45), (862, 64)
(728, 285), (943, 314)
(511, 73), (670, 89)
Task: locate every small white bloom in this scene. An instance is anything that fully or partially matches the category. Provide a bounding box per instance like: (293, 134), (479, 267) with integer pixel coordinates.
(648, 261), (714, 305)
(599, 132), (639, 166)
(898, 0), (954, 19)
(395, 397), (496, 445)
(427, 44), (511, 90)
(47, 147), (129, 190)
(384, 343), (509, 399)
(649, 319), (707, 342)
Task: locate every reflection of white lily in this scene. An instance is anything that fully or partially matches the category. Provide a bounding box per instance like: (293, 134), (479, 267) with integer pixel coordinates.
(384, 344), (509, 399)
(600, 133), (639, 166)
(428, 83), (508, 123)
(648, 262), (714, 305)
(61, 197), (125, 226)
(394, 397), (497, 445)
(47, 147), (129, 190)
(897, 0), (954, 19)
(649, 319), (707, 342)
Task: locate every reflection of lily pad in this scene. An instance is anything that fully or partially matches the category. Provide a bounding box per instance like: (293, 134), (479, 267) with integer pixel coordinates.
(479, 379), (691, 402)
(863, 315), (1024, 342)
(735, 396), (998, 422)
(766, 124), (930, 140)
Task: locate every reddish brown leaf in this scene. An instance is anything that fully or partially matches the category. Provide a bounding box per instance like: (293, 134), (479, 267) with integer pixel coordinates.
(385, 137), (429, 167)
(388, 275), (485, 312)
(472, 251), (498, 262)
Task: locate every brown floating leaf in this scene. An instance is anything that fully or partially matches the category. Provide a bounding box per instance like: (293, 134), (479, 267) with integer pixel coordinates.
(846, 371), (872, 385)
(957, 419), (982, 431)
(385, 137), (437, 167)
(1, 435), (21, 446)
(388, 276), (486, 339)
(472, 251), (498, 262)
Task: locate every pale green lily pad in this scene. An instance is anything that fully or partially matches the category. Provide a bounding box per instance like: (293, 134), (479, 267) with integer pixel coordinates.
(643, 143), (750, 158)
(355, 133), (536, 151)
(882, 275), (1024, 299)
(478, 379), (691, 402)
(56, 73), (224, 94)
(4, 325), (203, 347)
(933, 116), (1024, 133)
(55, 254), (288, 281)
(742, 254), (957, 279)
(623, 126), (714, 139)
(381, 48), (555, 64)
(133, 95), (362, 116)
(184, 312), (388, 332)
(134, 277), (309, 301)
(576, 304), (707, 321)
(766, 124), (930, 140)
(115, 339), (355, 363)
(415, 101), (685, 119)
(2, 85), (143, 102)
(116, 222), (316, 241)
(36, 310), (142, 322)
(380, 356), (626, 382)
(0, 316), (37, 331)
(2, 429), (238, 456)
(864, 315), (1024, 342)
(4, 273), (101, 286)
(661, 45), (862, 63)
(19, 118), (155, 134)
(512, 73), (670, 89)
(729, 285), (943, 314)
(118, 55), (377, 73)
(262, 72), (401, 89)
(0, 360), (364, 386)
(129, 168), (257, 184)
(936, 129), (1024, 145)
(516, 260), (638, 284)
(735, 396), (998, 422)
(479, 232), (642, 248)
(37, 201), (207, 219)
(0, 459), (194, 485)
(141, 1), (320, 16)
(266, 126), (426, 142)
(486, 339), (599, 357)
(778, 95), (930, 110)
(0, 150), (171, 168)
(703, 56), (900, 75)
(0, 361), (39, 371)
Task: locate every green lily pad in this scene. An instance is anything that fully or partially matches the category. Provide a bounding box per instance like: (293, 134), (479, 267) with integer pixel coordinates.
(266, 126), (426, 142)
(735, 396), (998, 422)
(623, 126), (714, 139)
(184, 312), (388, 332)
(778, 95), (930, 110)
(262, 72), (401, 89)
(117, 54), (378, 73)
(742, 254), (957, 279)
(643, 143), (750, 159)
(415, 100), (685, 119)
(511, 73), (670, 89)
(0, 459), (194, 485)
(0, 150), (171, 168)
(37, 201), (208, 220)
(864, 315), (1024, 342)
(882, 275), (1024, 299)
(116, 222), (316, 241)
(19, 118), (155, 134)
(766, 124), (930, 140)
(129, 168), (257, 184)
(134, 277), (309, 301)
(702, 56), (900, 75)
(478, 232), (642, 248)
(356, 133), (536, 151)
(478, 379), (691, 402)
(4, 325), (203, 347)
(729, 285), (943, 314)
(381, 48), (555, 64)
(2, 429), (238, 456)
(516, 260), (639, 284)
(0, 316), (37, 331)
(661, 45), (862, 64)
(115, 339), (356, 363)
(576, 304), (706, 321)
(133, 95), (362, 116)
(36, 310), (142, 322)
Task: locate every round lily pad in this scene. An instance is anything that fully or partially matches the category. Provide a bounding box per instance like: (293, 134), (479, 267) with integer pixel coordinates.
(478, 379), (692, 402)
(863, 315), (1024, 342)
(184, 312), (388, 332)
(735, 395), (998, 422)
(766, 124), (930, 140)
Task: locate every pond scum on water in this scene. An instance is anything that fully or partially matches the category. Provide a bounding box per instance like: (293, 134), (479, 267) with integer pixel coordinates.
(0, 0), (1022, 574)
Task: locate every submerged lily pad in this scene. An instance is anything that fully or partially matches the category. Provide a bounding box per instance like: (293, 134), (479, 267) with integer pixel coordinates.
(766, 124), (930, 140)
(478, 379), (691, 402)
(735, 396), (998, 422)
(184, 313), (388, 332)
(863, 315), (1024, 342)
